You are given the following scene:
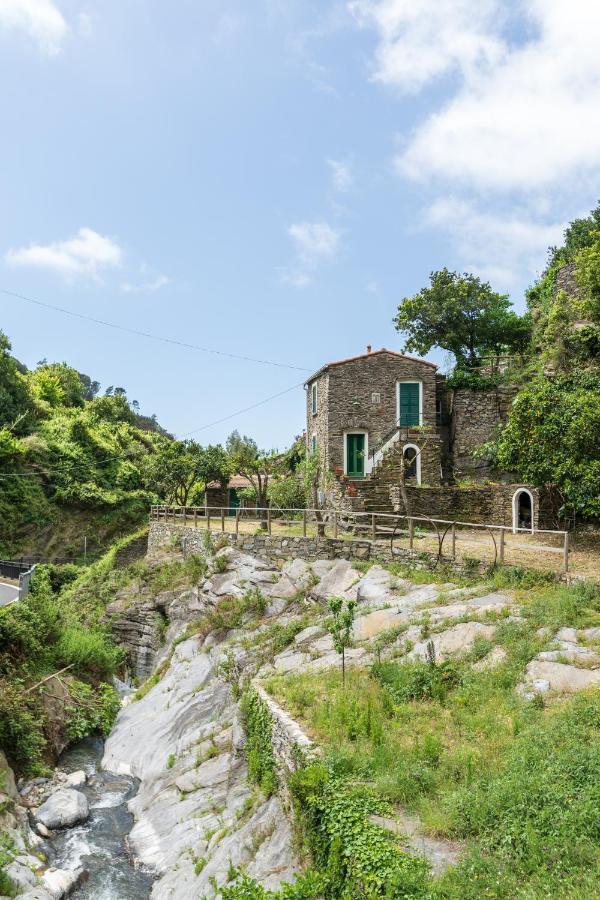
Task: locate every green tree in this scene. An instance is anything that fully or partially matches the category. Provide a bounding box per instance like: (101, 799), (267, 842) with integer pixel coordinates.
(482, 372), (600, 520)
(327, 596), (356, 685)
(394, 269), (530, 366)
(146, 440), (230, 506)
(226, 431), (282, 513)
(29, 362), (86, 410)
(0, 331), (34, 432)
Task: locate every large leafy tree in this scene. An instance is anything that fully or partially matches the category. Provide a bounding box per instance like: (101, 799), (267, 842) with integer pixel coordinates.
(0, 331), (34, 432)
(483, 372), (600, 519)
(226, 431), (282, 511)
(394, 269), (530, 366)
(146, 440), (230, 506)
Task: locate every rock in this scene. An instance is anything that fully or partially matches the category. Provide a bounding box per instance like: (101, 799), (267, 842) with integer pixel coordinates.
(232, 713), (247, 752)
(353, 607), (405, 641)
(519, 660), (600, 696)
(293, 625), (325, 647)
(40, 867), (88, 898)
(36, 788), (89, 830)
(35, 822), (52, 838)
(311, 560), (360, 601)
(307, 647), (369, 672)
(355, 566), (394, 605)
(581, 627), (600, 641)
(556, 627), (578, 643)
(273, 652), (310, 674)
(0, 750), (18, 800)
(282, 559), (312, 590)
(65, 770), (86, 788)
(175, 752), (233, 795)
(408, 623), (497, 662)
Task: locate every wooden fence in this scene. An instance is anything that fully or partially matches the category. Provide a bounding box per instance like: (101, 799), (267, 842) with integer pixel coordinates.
(150, 505), (570, 575)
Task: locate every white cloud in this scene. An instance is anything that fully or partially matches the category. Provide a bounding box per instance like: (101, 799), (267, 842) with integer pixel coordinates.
(121, 274), (170, 294)
(288, 221), (340, 261)
(355, 0), (600, 191)
(0, 0), (69, 55)
(327, 158), (353, 192)
(6, 227), (123, 280)
(278, 267), (312, 289)
(425, 198), (566, 290)
(349, 0), (505, 93)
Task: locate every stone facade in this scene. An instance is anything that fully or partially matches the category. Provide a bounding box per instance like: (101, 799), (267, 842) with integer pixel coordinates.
(305, 347), (544, 528)
(449, 386), (518, 477)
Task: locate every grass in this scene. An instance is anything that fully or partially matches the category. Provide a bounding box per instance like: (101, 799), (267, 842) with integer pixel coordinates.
(264, 578), (600, 897)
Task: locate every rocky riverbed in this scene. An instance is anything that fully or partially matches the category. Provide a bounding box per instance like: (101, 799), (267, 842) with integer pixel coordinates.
(3, 540), (599, 898)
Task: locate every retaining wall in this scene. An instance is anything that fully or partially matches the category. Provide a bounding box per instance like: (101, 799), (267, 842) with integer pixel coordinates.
(148, 522), (491, 578)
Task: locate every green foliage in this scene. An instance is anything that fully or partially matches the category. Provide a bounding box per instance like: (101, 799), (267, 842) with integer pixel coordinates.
(240, 689), (277, 797)
(443, 367), (502, 391)
(166, 753), (176, 770)
(217, 869), (325, 898)
(226, 431), (283, 508)
(394, 269), (530, 366)
(145, 439), (230, 506)
(267, 472), (306, 510)
(54, 625), (124, 679)
(484, 370), (600, 518)
(65, 681), (120, 741)
(290, 764), (430, 898)
(371, 659), (463, 704)
(546, 201), (600, 269)
(0, 331), (35, 433)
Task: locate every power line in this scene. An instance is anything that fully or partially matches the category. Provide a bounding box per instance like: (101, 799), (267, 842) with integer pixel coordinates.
(0, 380), (306, 481)
(0, 287), (310, 373)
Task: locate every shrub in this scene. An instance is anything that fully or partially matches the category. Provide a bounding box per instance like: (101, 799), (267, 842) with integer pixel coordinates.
(371, 659), (463, 704)
(240, 690), (277, 797)
(54, 626), (123, 679)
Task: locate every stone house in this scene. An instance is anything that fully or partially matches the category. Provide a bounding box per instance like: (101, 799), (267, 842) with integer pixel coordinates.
(305, 346), (548, 530)
(204, 475), (257, 515)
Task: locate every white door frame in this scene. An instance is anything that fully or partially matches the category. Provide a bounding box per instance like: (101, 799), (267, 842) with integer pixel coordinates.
(343, 430), (370, 476)
(512, 488), (534, 534)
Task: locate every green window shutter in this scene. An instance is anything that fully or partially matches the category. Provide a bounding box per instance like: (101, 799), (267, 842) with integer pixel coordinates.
(399, 383), (420, 427)
(312, 383), (317, 414)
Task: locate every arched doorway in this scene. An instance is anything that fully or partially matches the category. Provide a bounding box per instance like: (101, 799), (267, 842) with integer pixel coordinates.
(402, 444), (421, 484)
(512, 489), (534, 533)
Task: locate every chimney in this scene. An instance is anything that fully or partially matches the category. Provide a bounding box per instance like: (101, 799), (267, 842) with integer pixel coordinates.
(366, 344), (372, 354)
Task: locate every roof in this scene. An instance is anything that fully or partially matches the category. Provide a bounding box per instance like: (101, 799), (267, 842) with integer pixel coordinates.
(205, 475), (254, 491)
(305, 348), (438, 384)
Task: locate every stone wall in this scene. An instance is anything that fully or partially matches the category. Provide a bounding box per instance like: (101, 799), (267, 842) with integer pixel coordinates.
(113, 531), (149, 569)
(449, 386), (518, 477)
(388, 483), (545, 529)
(555, 262), (580, 300)
(306, 371), (330, 472)
(251, 684), (319, 803)
(149, 522), (492, 577)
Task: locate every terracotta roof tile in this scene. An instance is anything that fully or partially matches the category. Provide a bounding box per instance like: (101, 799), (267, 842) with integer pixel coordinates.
(305, 348), (437, 384)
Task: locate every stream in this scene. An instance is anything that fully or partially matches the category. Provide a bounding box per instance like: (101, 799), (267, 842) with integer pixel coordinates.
(47, 736), (154, 899)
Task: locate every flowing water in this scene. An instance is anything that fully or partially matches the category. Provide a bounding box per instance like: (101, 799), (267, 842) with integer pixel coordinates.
(48, 736), (154, 899)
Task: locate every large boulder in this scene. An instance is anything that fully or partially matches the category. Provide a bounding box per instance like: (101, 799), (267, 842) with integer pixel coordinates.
(35, 788), (89, 830)
(408, 622), (497, 663)
(311, 560), (360, 601)
(519, 660), (600, 696)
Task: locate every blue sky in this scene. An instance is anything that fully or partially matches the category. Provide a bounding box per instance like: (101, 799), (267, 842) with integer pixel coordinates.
(1, 0), (599, 449)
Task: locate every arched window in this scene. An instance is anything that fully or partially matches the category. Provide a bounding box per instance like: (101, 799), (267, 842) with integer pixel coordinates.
(402, 444), (421, 484)
(512, 489), (534, 533)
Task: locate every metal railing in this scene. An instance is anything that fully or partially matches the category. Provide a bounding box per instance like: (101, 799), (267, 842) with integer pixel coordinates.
(150, 505), (571, 574)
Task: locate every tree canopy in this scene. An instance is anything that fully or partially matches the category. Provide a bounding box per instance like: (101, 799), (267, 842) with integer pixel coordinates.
(145, 440), (230, 506)
(394, 269), (530, 366)
(226, 431), (282, 509)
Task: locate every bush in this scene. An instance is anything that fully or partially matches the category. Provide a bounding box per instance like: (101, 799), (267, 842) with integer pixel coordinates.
(54, 626), (123, 679)
(371, 659), (463, 704)
(65, 681), (120, 741)
(240, 690), (277, 797)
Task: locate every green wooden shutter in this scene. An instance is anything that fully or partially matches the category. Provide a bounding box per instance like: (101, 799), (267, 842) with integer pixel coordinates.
(399, 383), (420, 427)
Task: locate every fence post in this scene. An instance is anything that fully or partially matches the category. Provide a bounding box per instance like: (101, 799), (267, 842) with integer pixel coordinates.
(333, 511), (338, 539)
(267, 508), (272, 536)
(563, 531), (569, 575)
(409, 518), (414, 550)
(221, 508), (225, 532)
(451, 522), (456, 560)
(207, 509), (211, 532)
(371, 514), (376, 541)
(194, 509), (197, 529)
(303, 509), (307, 537)
(498, 527), (505, 564)
(183, 506), (187, 527)
(236, 508), (240, 536)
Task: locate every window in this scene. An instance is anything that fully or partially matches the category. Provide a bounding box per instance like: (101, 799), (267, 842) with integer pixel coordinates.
(397, 381), (421, 427)
(311, 433), (317, 454)
(371, 392), (381, 404)
(311, 382), (318, 415)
